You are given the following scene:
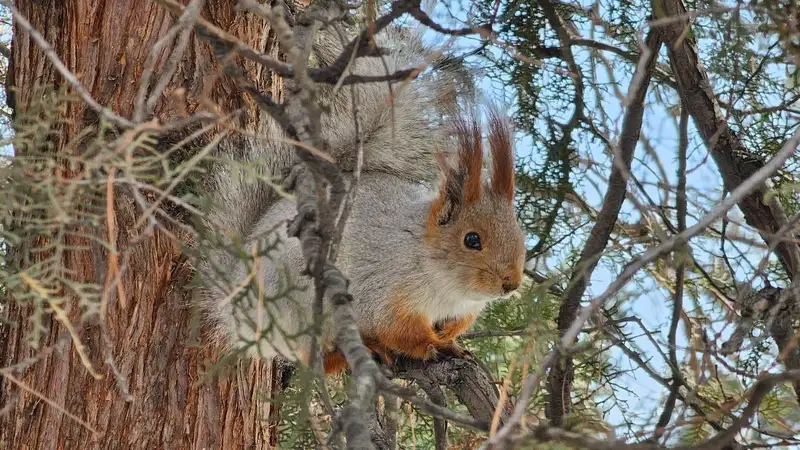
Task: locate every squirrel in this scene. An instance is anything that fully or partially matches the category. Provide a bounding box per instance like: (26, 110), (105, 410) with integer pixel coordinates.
(196, 21), (526, 375)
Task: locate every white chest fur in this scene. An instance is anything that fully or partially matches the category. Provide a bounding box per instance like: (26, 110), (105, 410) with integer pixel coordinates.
(415, 273), (498, 325)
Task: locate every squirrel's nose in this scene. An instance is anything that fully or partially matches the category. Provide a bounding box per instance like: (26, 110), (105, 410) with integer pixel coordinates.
(502, 283), (519, 294)
(502, 278), (519, 294)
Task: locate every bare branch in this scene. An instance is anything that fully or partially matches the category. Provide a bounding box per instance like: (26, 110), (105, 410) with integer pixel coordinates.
(652, 106), (689, 443)
(545, 28), (662, 427)
(654, 0), (800, 277)
(654, 0), (800, 403)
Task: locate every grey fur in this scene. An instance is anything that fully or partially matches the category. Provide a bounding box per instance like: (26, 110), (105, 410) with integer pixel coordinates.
(204, 24), (454, 240)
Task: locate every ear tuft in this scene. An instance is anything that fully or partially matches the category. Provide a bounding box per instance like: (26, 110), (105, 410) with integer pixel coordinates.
(487, 108), (515, 202)
(426, 110), (485, 232)
(452, 112), (483, 205)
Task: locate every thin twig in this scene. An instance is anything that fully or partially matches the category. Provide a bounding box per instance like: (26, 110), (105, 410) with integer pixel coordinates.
(652, 106), (689, 443)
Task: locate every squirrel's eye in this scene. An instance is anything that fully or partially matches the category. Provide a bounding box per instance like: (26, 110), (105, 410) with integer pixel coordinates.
(464, 232), (482, 251)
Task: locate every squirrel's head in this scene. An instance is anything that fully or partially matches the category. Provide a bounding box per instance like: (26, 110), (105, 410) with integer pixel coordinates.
(425, 110), (526, 300)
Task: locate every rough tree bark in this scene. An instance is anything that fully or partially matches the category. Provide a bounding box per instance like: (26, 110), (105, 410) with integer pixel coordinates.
(0, 1), (293, 448)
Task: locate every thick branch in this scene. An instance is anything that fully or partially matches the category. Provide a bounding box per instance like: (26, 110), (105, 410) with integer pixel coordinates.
(391, 356), (505, 429)
(654, 0), (800, 277)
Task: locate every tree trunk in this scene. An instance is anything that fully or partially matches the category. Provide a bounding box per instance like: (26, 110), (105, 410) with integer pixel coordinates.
(0, 1), (290, 448)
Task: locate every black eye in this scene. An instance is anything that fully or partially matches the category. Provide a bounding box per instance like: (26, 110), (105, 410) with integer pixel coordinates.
(464, 232), (482, 250)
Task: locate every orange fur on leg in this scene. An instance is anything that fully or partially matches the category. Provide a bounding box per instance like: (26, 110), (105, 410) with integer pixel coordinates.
(374, 299), (456, 360)
(326, 302), (478, 374)
(323, 340), (398, 375)
(374, 317), (445, 360)
(363, 338), (397, 368)
(435, 314), (476, 341)
(431, 315), (476, 359)
(323, 350), (350, 375)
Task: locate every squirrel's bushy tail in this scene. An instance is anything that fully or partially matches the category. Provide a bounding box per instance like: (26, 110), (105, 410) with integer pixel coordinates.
(205, 23), (462, 241)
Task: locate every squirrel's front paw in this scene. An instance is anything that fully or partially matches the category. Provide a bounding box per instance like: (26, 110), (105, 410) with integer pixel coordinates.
(436, 342), (471, 360)
(369, 345), (397, 369)
(423, 344), (441, 361)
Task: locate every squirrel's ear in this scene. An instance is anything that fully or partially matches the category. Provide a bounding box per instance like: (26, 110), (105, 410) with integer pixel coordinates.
(429, 160), (464, 227)
(487, 110), (515, 203)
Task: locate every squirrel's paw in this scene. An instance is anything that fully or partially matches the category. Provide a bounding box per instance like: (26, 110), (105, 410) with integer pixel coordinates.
(423, 344), (441, 361)
(434, 342), (472, 360)
(374, 352), (397, 369)
(368, 344), (397, 369)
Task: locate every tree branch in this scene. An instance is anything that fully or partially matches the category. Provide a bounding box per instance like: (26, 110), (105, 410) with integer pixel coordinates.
(654, 0), (800, 403)
(653, 0), (800, 277)
(545, 28), (663, 427)
(386, 355), (504, 432)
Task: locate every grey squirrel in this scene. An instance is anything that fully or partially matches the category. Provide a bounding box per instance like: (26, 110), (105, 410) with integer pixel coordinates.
(196, 22), (525, 375)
